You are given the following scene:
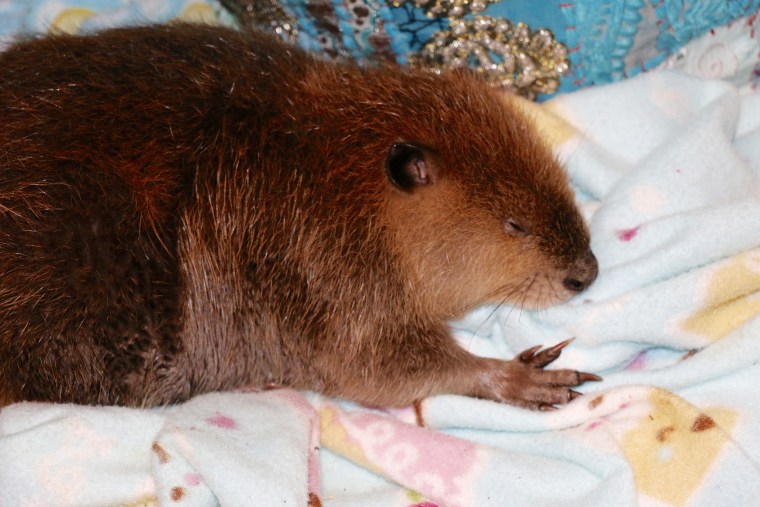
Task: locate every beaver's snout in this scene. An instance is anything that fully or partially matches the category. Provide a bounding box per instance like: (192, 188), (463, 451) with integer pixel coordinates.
(562, 251), (598, 293)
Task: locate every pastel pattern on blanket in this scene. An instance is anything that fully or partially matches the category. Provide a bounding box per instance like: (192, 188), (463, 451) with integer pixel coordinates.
(680, 249), (760, 341)
(525, 70), (760, 373)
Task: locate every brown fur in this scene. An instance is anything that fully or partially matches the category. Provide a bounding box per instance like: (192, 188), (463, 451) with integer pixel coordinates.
(0, 23), (598, 410)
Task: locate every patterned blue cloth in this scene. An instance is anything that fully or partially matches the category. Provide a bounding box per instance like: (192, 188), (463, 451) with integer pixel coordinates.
(1, 0), (758, 97)
(370, 0), (760, 94)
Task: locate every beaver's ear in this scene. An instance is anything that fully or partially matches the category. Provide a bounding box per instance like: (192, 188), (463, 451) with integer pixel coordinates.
(385, 143), (438, 192)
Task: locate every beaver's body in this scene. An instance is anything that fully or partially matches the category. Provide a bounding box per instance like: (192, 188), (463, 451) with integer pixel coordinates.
(0, 24), (597, 409)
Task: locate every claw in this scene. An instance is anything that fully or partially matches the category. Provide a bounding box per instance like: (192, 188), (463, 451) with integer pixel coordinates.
(538, 403), (557, 411)
(569, 389), (582, 401)
(578, 372), (603, 383)
(545, 337), (574, 355)
(528, 338), (576, 368)
(519, 344), (543, 362)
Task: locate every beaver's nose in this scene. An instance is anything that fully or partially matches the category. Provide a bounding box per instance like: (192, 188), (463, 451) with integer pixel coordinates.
(563, 252), (598, 293)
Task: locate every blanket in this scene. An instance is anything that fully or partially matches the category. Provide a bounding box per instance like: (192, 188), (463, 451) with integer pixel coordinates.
(3, 5), (760, 507)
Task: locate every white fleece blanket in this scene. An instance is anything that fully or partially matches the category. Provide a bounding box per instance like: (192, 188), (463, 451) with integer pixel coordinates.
(3, 6), (760, 507)
(3, 68), (760, 507)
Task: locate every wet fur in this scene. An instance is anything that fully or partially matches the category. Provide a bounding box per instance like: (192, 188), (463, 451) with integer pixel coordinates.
(0, 24), (597, 409)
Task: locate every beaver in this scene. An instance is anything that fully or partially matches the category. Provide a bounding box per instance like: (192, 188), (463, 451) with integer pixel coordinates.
(0, 23), (598, 410)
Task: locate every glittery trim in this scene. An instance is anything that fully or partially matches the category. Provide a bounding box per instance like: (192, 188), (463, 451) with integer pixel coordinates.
(386, 1), (569, 98)
(412, 16), (569, 99)
(391, 0), (497, 18)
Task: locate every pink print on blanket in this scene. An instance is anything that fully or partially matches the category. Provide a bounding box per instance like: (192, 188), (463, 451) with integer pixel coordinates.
(323, 405), (487, 506)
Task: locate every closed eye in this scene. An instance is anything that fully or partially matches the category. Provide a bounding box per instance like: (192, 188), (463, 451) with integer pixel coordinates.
(503, 218), (528, 237)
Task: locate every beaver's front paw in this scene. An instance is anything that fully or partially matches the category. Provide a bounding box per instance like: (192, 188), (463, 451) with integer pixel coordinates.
(478, 339), (601, 410)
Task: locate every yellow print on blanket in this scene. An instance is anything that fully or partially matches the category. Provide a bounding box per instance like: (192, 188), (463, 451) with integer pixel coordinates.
(508, 97), (578, 148)
(179, 2), (219, 25)
(48, 2), (217, 36)
(681, 249), (760, 341)
(49, 8), (95, 35)
(318, 405), (380, 475)
(620, 390), (737, 506)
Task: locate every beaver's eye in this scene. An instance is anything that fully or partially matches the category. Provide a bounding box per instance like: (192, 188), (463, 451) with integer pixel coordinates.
(503, 218), (528, 237)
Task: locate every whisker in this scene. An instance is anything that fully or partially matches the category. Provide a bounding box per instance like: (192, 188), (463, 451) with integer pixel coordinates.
(504, 276), (533, 323)
(465, 270), (564, 350)
(515, 274), (537, 324)
(550, 272), (563, 301)
(468, 281), (524, 342)
(468, 276), (529, 309)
